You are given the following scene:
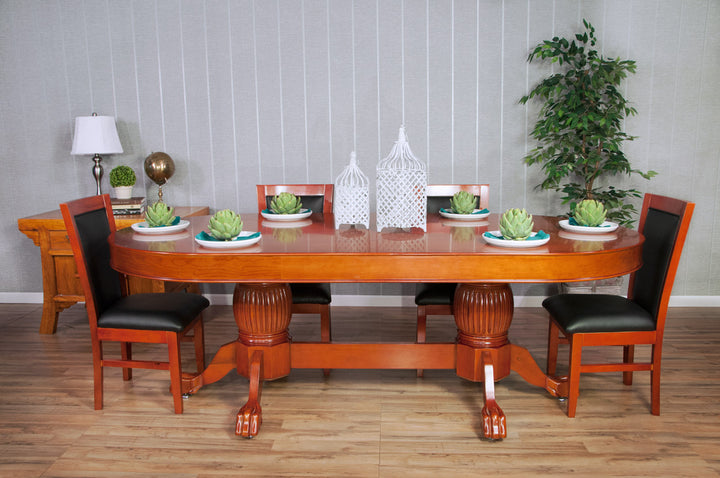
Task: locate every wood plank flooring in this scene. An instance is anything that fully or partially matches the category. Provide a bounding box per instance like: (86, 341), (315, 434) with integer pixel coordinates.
(0, 303), (718, 477)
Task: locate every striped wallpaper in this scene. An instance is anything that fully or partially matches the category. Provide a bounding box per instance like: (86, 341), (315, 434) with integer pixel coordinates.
(2, 0), (719, 298)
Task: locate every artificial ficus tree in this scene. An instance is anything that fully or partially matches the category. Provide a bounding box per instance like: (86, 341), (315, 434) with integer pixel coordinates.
(520, 20), (656, 226)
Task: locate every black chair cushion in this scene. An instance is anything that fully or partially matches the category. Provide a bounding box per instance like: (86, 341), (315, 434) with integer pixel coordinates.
(415, 283), (457, 306)
(75, 208), (123, 315)
(290, 283), (332, 305)
(542, 294), (656, 334)
(631, 208), (680, 319)
(98, 293), (210, 332)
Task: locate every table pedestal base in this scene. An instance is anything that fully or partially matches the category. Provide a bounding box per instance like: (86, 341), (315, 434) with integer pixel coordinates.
(181, 282), (567, 440)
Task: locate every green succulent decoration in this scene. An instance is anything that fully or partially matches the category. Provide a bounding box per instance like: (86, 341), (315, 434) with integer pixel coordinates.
(270, 192), (303, 214)
(499, 208), (534, 241)
(573, 199), (607, 227)
(449, 191), (478, 214)
(208, 209), (243, 240)
(519, 20), (655, 226)
(109, 165), (136, 187)
(145, 201), (177, 227)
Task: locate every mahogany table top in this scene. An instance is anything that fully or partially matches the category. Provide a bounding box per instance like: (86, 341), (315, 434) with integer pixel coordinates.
(110, 213), (643, 285)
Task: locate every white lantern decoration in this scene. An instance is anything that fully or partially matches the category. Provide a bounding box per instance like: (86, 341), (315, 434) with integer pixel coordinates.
(334, 151), (370, 229)
(376, 126), (427, 231)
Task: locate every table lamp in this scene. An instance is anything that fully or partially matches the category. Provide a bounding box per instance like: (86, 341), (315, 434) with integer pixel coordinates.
(71, 113), (123, 195)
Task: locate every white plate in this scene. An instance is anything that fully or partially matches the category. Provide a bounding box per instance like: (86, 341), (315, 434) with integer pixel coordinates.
(260, 208), (312, 221)
(482, 231), (551, 248)
(439, 209), (491, 221)
(261, 218), (313, 229)
(132, 231), (190, 242)
(194, 231), (262, 249)
(441, 220), (489, 228)
(558, 219), (618, 234)
(131, 220), (190, 235)
(195, 244), (262, 253)
(558, 230), (618, 242)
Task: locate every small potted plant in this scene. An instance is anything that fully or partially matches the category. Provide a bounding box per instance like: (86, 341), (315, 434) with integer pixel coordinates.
(109, 165), (136, 199)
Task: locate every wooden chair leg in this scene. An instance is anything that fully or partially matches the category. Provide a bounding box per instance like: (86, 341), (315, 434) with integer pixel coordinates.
(121, 341), (132, 381)
(167, 333), (184, 414)
(320, 305), (331, 377)
(623, 345), (635, 385)
(193, 318), (205, 373)
(651, 343), (662, 416)
(566, 335), (583, 418)
(320, 305), (331, 343)
(92, 339), (104, 410)
(547, 320), (560, 376)
(416, 306), (427, 377)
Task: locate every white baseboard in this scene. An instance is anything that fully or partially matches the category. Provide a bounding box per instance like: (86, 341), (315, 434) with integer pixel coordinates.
(0, 292), (44, 303)
(4, 292), (719, 308)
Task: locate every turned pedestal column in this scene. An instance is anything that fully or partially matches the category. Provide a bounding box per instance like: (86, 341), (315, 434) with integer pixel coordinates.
(453, 283), (514, 439)
(232, 283), (293, 437)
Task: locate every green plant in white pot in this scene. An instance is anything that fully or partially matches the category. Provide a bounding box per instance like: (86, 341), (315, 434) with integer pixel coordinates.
(109, 165), (136, 199)
(520, 20), (656, 227)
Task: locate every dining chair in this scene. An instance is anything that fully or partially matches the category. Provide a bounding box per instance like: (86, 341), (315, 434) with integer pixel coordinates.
(60, 194), (209, 414)
(415, 184), (490, 377)
(256, 184), (333, 357)
(543, 193), (694, 417)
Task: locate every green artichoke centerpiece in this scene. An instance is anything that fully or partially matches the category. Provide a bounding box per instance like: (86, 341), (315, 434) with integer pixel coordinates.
(572, 199), (607, 227)
(208, 209), (243, 240)
(449, 191), (478, 214)
(499, 208), (534, 240)
(270, 192), (303, 214)
(145, 201), (177, 227)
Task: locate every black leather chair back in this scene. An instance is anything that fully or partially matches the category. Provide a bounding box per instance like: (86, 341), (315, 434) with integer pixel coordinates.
(265, 195), (326, 213)
(632, 207), (681, 321)
(74, 208), (122, 316)
(426, 195), (480, 214)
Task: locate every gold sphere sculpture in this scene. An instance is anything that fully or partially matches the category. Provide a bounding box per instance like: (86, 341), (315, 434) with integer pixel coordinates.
(144, 152), (175, 186)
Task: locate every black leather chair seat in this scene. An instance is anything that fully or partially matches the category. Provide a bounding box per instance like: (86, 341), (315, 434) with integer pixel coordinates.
(98, 293), (210, 332)
(542, 294), (656, 334)
(290, 283), (332, 305)
(415, 283), (457, 306)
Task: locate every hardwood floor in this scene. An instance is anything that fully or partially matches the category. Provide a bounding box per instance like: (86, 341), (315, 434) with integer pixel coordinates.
(1, 303), (718, 477)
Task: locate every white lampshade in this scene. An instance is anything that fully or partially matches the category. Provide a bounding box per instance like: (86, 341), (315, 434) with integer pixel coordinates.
(71, 115), (123, 155)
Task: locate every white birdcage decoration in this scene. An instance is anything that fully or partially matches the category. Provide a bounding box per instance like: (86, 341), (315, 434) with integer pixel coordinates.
(334, 151), (370, 229)
(376, 126), (427, 231)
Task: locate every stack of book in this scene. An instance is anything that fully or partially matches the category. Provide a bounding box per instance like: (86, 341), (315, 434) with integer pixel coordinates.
(111, 197), (146, 215)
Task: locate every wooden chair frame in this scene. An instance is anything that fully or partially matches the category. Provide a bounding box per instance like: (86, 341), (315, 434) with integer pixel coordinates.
(60, 194), (205, 414)
(256, 184), (334, 214)
(546, 193), (695, 417)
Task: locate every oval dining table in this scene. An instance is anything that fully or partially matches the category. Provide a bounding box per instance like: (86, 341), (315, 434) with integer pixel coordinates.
(110, 212), (643, 440)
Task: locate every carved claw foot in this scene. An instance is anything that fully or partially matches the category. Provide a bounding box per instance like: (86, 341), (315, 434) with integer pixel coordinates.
(480, 351), (507, 440)
(235, 350), (264, 438)
(482, 399), (507, 440)
(547, 374), (569, 399)
(236, 401), (262, 438)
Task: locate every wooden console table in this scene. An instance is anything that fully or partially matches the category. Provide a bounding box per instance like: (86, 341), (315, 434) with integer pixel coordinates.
(18, 205), (209, 334)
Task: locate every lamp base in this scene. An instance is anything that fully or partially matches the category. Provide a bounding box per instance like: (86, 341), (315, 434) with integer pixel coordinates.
(92, 154), (103, 195)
